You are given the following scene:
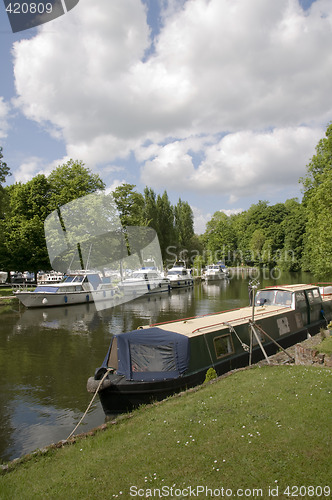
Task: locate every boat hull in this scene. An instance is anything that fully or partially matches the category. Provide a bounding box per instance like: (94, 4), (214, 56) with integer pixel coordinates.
(168, 277), (194, 289)
(15, 289), (119, 308)
(119, 280), (170, 296)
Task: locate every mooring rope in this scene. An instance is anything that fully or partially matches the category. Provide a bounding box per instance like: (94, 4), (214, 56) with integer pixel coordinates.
(223, 322), (250, 352)
(66, 367), (112, 441)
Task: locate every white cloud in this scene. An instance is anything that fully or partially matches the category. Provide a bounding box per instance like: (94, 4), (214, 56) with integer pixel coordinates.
(141, 126), (324, 198)
(0, 97), (10, 140)
(191, 205), (212, 235)
(11, 0), (332, 202)
(13, 157), (46, 183)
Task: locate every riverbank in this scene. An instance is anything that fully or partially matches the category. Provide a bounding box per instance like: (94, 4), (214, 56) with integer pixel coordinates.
(1, 360), (331, 499)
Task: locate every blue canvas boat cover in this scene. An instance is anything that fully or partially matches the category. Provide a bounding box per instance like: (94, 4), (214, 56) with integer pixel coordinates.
(113, 327), (190, 381)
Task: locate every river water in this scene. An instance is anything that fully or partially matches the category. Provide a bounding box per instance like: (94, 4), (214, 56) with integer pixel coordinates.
(0, 270), (315, 462)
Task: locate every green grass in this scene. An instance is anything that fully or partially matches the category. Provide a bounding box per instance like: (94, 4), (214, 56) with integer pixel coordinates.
(0, 365), (331, 499)
(0, 288), (15, 297)
(316, 336), (332, 355)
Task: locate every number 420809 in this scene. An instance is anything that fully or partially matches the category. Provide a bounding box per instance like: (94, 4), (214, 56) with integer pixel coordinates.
(5, 3), (53, 15)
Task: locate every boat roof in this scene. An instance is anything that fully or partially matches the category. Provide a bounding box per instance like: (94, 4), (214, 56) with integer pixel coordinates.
(140, 304), (288, 338)
(260, 283), (319, 292)
(139, 284), (321, 339)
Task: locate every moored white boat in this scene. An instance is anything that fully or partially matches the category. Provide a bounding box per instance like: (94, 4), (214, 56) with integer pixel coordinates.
(204, 263), (229, 281)
(118, 267), (170, 297)
(15, 270), (121, 308)
(37, 271), (64, 284)
(166, 261), (194, 288)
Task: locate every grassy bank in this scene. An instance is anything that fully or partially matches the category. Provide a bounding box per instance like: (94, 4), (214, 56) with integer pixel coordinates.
(0, 365), (331, 499)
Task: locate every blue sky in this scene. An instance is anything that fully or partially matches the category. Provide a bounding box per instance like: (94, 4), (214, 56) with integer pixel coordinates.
(0, 0), (331, 233)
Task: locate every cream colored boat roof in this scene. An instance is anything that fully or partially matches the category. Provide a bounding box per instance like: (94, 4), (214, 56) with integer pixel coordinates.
(142, 304), (290, 338)
(142, 284), (321, 339)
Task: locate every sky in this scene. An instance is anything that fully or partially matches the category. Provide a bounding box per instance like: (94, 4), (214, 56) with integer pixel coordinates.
(0, 0), (331, 234)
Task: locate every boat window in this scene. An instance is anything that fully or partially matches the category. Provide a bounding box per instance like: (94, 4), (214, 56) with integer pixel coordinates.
(255, 290), (275, 306)
(34, 286), (59, 293)
(130, 343), (177, 373)
(275, 291), (292, 307)
(306, 290), (320, 303)
(214, 334), (234, 358)
(295, 291), (306, 307)
(64, 276), (74, 283)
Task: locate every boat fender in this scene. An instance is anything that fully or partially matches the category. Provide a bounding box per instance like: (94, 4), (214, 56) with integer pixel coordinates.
(42, 298), (48, 305)
(87, 376), (113, 393)
(94, 367), (108, 380)
(64, 296), (67, 304)
(86, 294), (89, 302)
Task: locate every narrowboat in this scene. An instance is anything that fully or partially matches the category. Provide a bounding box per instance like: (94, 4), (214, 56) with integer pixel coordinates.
(87, 284), (332, 414)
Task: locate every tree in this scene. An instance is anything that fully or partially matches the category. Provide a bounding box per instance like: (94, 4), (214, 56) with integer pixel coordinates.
(156, 191), (176, 262)
(174, 199), (194, 250)
(143, 187), (159, 232)
(0, 160), (106, 273)
(300, 124), (332, 276)
(48, 159), (105, 210)
(0, 146), (10, 185)
(301, 123), (332, 204)
(277, 199), (307, 271)
(112, 184), (145, 228)
(0, 146), (11, 218)
(204, 211), (237, 264)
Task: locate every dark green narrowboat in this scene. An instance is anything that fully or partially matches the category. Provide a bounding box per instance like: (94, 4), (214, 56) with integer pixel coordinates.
(87, 284), (332, 415)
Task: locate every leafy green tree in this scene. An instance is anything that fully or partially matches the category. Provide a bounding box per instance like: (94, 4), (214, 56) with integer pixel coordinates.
(0, 146), (10, 218)
(302, 168), (332, 277)
(156, 191), (176, 261)
(143, 187), (159, 232)
(204, 211), (237, 264)
(301, 123), (332, 204)
(0, 160), (106, 274)
(174, 198), (194, 250)
(113, 184), (145, 228)
(300, 125), (332, 276)
(48, 159), (105, 210)
(277, 199), (307, 271)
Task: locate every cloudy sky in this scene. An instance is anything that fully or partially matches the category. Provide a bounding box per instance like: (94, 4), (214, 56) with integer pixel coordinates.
(0, 0), (331, 233)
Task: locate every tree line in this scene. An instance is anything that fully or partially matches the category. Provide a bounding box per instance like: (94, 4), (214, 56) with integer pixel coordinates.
(0, 123), (331, 279)
(0, 158), (197, 277)
(201, 123), (332, 278)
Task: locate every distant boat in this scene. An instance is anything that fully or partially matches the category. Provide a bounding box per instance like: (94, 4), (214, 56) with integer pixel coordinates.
(37, 271), (64, 284)
(0, 271), (7, 284)
(118, 267), (170, 297)
(87, 283), (332, 414)
(166, 261), (194, 289)
(203, 263), (229, 281)
(14, 270), (121, 308)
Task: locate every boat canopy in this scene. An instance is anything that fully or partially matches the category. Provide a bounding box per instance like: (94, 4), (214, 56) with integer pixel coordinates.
(113, 327), (190, 381)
